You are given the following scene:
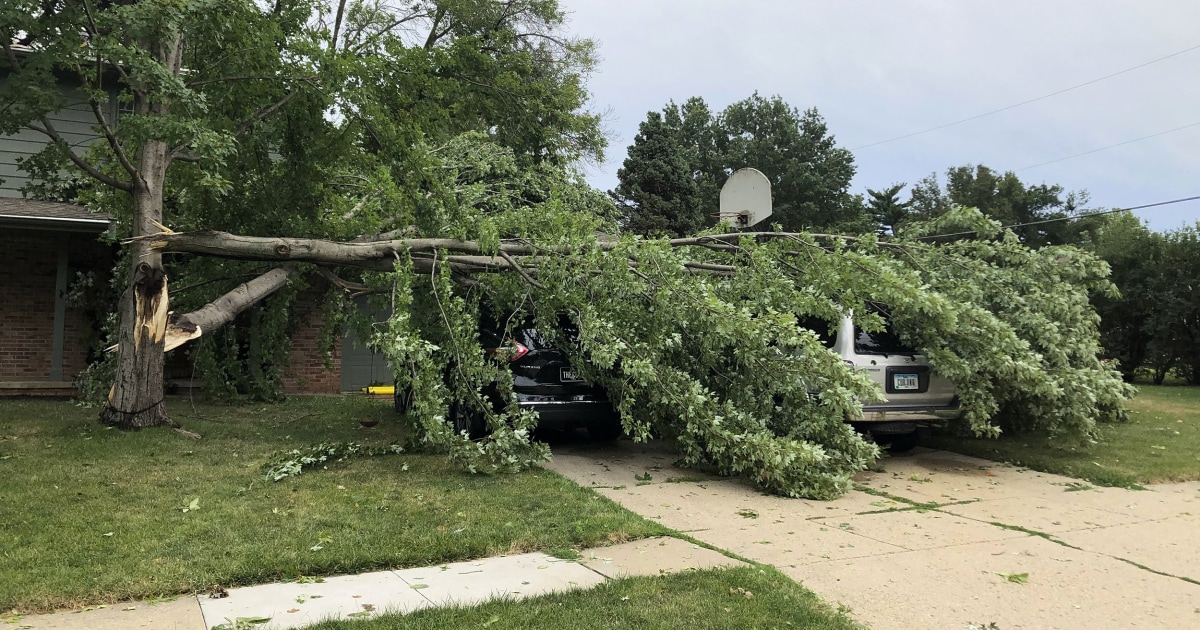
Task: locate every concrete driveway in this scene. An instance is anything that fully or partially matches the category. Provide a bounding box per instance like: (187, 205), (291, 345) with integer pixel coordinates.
(544, 439), (1200, 630)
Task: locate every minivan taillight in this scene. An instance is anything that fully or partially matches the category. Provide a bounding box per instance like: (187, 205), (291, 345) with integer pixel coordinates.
(489, 341), (529, 362)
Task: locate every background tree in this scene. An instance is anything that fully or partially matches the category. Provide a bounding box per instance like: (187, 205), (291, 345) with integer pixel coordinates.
(1149, 225), (1200, 384)
(612, 93), (864, 234)
(715, 93), (862, 231)
(609, 110), (704, 236)
(899, 165), (1085, 246)
(1083, 213), (1162, 381)
(866, 182), (910, 235)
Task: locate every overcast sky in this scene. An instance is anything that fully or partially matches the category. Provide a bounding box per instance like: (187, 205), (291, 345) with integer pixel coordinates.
(559, 0), (1200, 231)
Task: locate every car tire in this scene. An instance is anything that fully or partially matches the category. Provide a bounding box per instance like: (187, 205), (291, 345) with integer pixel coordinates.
(393, 384), (414, 414)
(586, 420), (624, 442)
(449, 400), (487, 440)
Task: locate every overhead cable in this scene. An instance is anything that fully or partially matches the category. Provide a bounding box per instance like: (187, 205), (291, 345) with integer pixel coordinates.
(1015, 121), (1200, 171)
(852, 43), (1200, 150)
(913, 195), (1200, 240)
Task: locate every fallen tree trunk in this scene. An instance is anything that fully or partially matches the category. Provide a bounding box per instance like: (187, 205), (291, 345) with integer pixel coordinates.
(133, 229), (810, 275)
(165, 266), (296, 351)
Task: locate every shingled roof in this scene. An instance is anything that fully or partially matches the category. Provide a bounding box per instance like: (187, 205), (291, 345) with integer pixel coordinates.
(0, 198), (110, 230)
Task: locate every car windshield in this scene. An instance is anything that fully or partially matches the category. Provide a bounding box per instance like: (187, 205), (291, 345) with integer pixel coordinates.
(853, 307), (917, 356)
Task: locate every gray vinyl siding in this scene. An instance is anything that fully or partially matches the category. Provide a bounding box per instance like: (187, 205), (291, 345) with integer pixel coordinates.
(0, 77), (116, 198)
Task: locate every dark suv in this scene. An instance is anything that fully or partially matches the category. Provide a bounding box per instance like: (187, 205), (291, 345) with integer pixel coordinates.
(395, 316), (622, 441)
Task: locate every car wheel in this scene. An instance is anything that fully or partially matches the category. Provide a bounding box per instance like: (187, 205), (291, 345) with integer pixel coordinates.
(875, 430), (919, 453)
(586, 420), (624, 442)
(393, 384), (414, 414)
(449, 400), (487, 440)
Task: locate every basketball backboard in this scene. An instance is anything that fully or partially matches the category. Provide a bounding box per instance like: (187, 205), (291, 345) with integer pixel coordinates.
(719, 168), (773, 228)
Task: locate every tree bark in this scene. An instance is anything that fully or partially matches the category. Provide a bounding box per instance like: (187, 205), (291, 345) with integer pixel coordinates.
(100, 140), (173, 429)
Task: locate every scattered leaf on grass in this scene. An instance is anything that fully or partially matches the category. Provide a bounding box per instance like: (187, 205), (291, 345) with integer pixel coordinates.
(101, 532), (114, 537)
(728, 587), (754, 599)
(180, 498), (200, 513)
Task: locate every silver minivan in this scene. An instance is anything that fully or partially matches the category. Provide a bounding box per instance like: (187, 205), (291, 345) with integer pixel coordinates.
(822, 314), (963, 451)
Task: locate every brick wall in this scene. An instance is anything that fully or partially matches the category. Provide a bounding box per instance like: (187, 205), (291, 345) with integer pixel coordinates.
(282, 289), (341, 394)
(0, 229), (110, 384)
(0, 232), (341, 395)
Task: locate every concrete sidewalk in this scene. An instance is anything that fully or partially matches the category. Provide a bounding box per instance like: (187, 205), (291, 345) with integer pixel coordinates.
(545, 440), (1200, 630)
(12, 537), (742, 630)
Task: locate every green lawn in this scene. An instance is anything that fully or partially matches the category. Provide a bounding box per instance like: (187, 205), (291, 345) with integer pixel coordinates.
(0, 397), (665, 613)
(299, 566), (862, 630)
(926, 384), (1200, 487)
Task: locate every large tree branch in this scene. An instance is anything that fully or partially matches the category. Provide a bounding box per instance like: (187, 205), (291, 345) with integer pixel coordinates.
(25, 121), (134, 192)
(136, 229), (918, 269)
(165, 266), (296, 351)
(424, 6), (448, 49)
(233, 86), (302, 136)
(87, 98), (138, 177)
(315, 266), (376, 295)
(135, 229), (589, 265)
(129, 229), (779, 282)
(331, 0), (348, 54)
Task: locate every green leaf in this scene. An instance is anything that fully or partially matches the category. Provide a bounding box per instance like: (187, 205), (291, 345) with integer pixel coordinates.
(1000, 572), (1029, 584)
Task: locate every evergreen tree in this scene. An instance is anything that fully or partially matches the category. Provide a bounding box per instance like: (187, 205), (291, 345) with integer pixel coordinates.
(611, 111), (705, 236)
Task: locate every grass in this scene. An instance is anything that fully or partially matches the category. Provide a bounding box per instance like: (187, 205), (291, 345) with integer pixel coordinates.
(0, 396), (666, 613)
(926, 384), (1200, 487)
(300, 566), (862, 630)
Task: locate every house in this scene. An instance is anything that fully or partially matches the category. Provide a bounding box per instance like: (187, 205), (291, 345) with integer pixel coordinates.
(0, 65), (387, 397)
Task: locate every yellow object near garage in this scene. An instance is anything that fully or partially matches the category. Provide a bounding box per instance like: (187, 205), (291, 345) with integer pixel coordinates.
(363, 385), (395, 395)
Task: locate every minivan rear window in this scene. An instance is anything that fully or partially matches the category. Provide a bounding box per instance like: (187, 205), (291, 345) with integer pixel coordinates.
(853, 308), (917, 356)
(854, 328), (916, 356)
(796, 316), (836, 348)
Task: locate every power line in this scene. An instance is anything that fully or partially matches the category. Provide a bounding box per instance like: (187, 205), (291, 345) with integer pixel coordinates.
(914, 195), (1200, 240)
(1015, 121), (1200, 171)
(852, 43), (1200, 151)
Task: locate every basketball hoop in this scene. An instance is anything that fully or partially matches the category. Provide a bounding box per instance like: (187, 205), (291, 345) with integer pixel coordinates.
(719, 168), (772, 229)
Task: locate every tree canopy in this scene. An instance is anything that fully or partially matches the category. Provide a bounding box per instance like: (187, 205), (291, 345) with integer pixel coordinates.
(2, 0), (608, 405)
(903, 165), (1089, 246)
(1085, 214), (1200, 384)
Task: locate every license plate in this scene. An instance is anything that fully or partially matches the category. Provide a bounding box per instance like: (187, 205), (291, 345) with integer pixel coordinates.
(893, 374), (919, 390)
(560, 367), (583, 383)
